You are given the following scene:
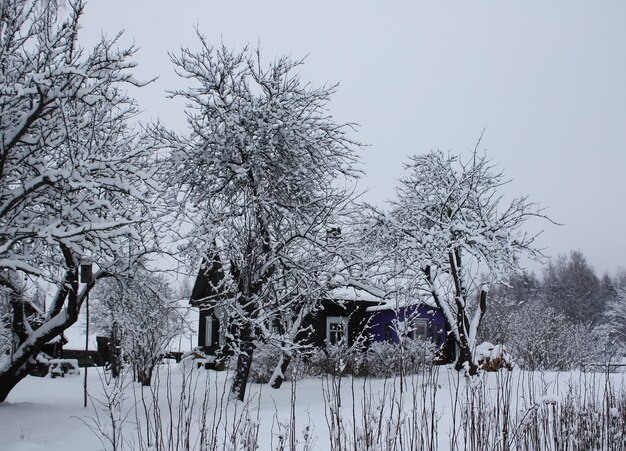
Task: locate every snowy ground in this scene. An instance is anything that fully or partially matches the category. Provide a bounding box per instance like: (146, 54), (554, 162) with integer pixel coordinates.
(1, 363), (624, 451)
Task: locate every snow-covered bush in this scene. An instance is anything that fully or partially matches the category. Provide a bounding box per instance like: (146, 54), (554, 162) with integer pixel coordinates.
(361, 339), (435, 378)
(245, 342), (283, 384)
(92, 274), (184, 385)
(226, 342), (304, 384)
(506, 303), (599, 371)
(302, 345), (360, 377)
(300, 339), (435, 378)
(475, 342), (513, 371)
(48, 359), (79, 378)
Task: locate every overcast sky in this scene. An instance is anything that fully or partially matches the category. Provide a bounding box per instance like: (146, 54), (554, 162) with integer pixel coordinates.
(79, 1), (626, 276)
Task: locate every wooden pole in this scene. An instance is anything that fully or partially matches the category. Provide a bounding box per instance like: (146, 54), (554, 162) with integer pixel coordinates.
(83, 291), (89, 408)
(81, 263), (93, 408)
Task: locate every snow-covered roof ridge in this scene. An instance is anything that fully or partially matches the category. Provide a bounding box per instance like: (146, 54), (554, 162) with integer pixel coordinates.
(327, 286), (383, 303)
(365, 295), (437, 312)
(326, 277), (438, 312)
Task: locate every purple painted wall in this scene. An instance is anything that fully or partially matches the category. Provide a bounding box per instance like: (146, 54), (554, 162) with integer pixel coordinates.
(367, 304), (447, 347)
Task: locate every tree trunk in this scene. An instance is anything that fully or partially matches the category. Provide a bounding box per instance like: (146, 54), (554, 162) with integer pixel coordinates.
(1, 320), (73, 402)
(109, 327), (122, 379)
(0, 245), (103, 402)
(446, 252), (481, 376)
(0, 360), (32, 402)
(454, 336), (478, 375)
(454, 290), (487, 375)
(138, 368), (152, 386)
(453, 305), (477, 375)
(230, 324), (255, 401)
(269, 351), (292, 389)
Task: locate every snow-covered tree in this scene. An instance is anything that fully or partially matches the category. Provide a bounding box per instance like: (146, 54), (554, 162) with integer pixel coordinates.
(505, 301), (597, 371)
(604, 270), (626, 353)
(163, 39), (361, 400)
(541, 251), (606, 326)
(0, 0), (158, 401)
(380, 149), (548, 374)
(91, 273), (182, 386)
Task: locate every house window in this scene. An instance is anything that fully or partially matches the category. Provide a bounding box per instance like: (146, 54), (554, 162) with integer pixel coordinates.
(413, 318), (428, 339)
(205, 315), (214, 347)
(326, 316), (348, 346)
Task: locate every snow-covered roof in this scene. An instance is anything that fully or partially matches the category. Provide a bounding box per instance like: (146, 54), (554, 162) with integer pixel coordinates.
(326, 283), (439, 313)
(327, 286), (383, 303)
(365, 296), (437, 312)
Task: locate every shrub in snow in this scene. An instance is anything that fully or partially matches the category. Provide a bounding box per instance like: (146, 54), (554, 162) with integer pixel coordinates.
(300, 339), (435, 378)
(232, 342), (302, 384)
(48, 359), (79, 378)
(91, 274), (184, 386)
(506, 303), (599, 371)
(302, 345), (358, 377)
(244, 342), (283, 384)
(361, 339), (435, 378)
(475, 342), (512, 371)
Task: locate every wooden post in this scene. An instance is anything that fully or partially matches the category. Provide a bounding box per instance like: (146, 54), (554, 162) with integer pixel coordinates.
(81, 263), (93, 408)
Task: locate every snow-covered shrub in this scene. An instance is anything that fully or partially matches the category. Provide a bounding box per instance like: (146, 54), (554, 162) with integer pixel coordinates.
(300, 339), (435, 378)
(301, 345), (363, 377)
(48, 359), (80, 378)
(506, 303), (599, 370)
(361, 339), (435, 378)
(245, 342), (282, 384)
(226, 342), (300, 384)
(91, 274), (184, 385)
(475, 342), (513, 371)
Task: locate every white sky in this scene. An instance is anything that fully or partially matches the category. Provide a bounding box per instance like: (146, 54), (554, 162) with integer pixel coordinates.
(79, 0), (626, 276)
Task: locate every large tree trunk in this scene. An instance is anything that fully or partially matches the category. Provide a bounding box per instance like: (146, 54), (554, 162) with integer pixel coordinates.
(1, 311), (76, 402)
(0, 358), (33, 402)
(452, 290), (487, 376)
(109, 325), (123, 379)
(454, 333), (478, 375)
(136, 366), (153, 386)
(0, 253), (102, 403)
(453, 297), (478, 375)
(230, 323), (255, 402)
(269, 350), (292, 389)
(448, 251), (483, 376)
(0, 327), (65, 402)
